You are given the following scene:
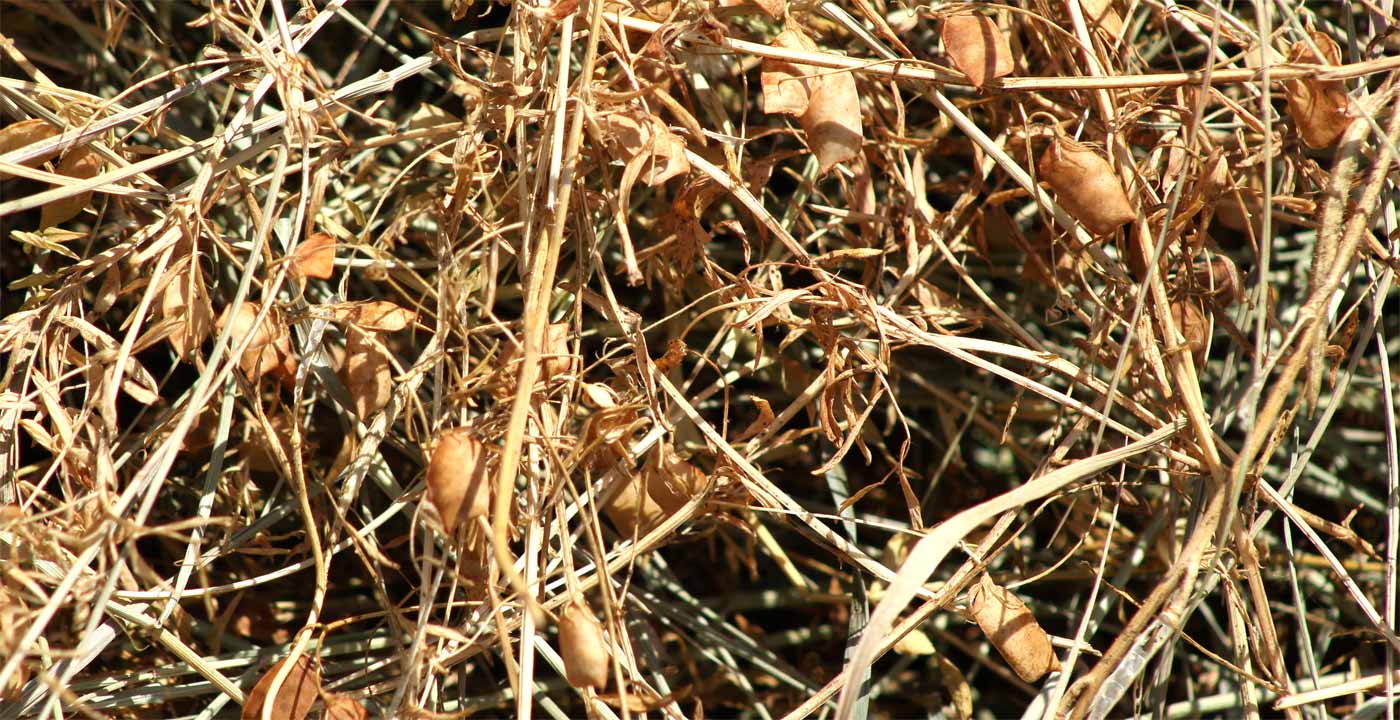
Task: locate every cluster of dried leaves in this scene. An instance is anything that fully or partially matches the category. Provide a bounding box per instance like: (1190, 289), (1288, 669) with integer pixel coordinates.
(1, 0), (1398, 718)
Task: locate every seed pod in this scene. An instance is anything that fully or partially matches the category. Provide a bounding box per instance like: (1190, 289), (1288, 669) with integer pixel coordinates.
(1192, 254), (1242, 306)
(426, 428), (491, 535)
(602, 452), (707, 536)
(968, 574), (1060, 682)
(0, 118), (61, 168)
(241, 654), (321, 720)
(1283, 31), (1352, 149)
(161, 264), (214, 360)
(343, 328), (392, 418)
(1037, 135), (1136, 236)
(602, 470), (667, 538)
(217, 301), (291, 379)
(647, 454), (708, 517)
(1079, 0), (1124, 40)
(941, 14), (1014, 90)
(291, 232), (337, 280)
(540, 322), (577, 381)
(558, 600), (610, 689)
(40, 147), (102, 229)
(322, 695), (369, 720)
(1169, 297), (1209, 367)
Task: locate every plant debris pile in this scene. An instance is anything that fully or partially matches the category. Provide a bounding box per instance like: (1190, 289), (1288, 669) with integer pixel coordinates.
(1, 1), (1397, 718)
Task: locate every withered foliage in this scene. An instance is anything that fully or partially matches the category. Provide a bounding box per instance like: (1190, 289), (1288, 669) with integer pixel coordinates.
(1, 2), (1396, 719)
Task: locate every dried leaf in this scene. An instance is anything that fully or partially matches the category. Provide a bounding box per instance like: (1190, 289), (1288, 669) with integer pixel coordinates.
(0, 118), (61, 168)
(426, 427), (491, 534)
(343, 329), (392, 418)
(1037, 135), (1136, 235)
(559, 600), (610, 689)
(968, 575), (1060, 682)
(734, 396), (775, 442)
(40, 148), (103, 229)
(326, 300), (416, 332)
(292, 232), (337, 279)
(1284, 31), (1352, 148)
(241, 654), (321, 720)
(941, 15), (1014, 89)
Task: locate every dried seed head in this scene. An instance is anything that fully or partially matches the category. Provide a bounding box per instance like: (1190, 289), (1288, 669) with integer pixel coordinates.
(941, 14), (1014, 90)
(1037, 135), (1136, 236)
(968, 575), (1060, 682)
(426, 428), (491, 535)
(240, 654), (321, 720)
(558, 600), (610, 689)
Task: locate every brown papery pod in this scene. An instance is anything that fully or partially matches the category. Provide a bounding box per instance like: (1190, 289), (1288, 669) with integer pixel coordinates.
(322, 695), (369, 720)
(343, 328), (392, 418)
(1192, 254), (1242, 306)
(292, 232), (337, 280)
(801, 65), (863, 175)
(40, 147), (103, 229)
(217, 301), (290, 380)
(968, 574), (1060, 682)
(1169, 297), (1209, 367)
(1283, 31), (1352, 148)
(426, 427), (491, 535)
(647, 453), (708, 517)
(1079, 0), (1124, 40)
(559, 600), (610, 689)
(161, 262), (214, 360)
(1037, 135), (1136, 236)
(0, 118), (61, 168)
(941, 14), (1014, 89)
(241, 654), (321, 720)
(540, 322), (577, 382)
(760, 28), (817, 116)
(602, 472), (669, 538)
